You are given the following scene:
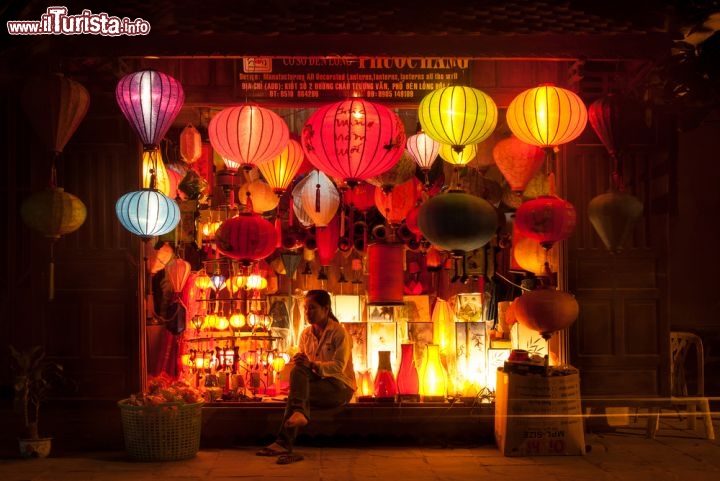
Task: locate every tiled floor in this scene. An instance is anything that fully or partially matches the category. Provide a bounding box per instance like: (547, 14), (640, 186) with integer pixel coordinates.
(1, 417), (718, 481)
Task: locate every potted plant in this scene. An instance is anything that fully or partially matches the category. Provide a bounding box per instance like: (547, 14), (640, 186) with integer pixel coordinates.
(9, 345), (66, 458)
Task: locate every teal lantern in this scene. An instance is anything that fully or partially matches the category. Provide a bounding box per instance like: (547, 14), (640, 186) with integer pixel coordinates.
(115, 189), (180, 239)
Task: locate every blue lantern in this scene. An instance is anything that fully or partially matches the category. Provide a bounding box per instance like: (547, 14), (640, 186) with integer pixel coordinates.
(115, 189), (180, 239)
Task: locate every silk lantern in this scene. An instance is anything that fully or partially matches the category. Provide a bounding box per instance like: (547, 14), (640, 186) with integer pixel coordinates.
(180, 124), (202, 164)
(512, 287), (579, 340)
(438, 142), (478, 166)
(208, 104), (289, 170)
(297, 170), (340, 227)
(417, 191), (498, 255)
(257, 138), (304, 193)
(115, 69), (184, 147)
(343, 182), (376, 212)
(588, 190), (644, 253)
(142, 147), (171, 196)
(406, 130), (440, 177)
(492, 136), (545, 192)
(374, 178), (420, 226)
(21, 73), (90, 155)
(115, 189), (180, 239)
(239, 180), (279, 213)
(214, 213), (278, 265)
(367, 151), (417, 193)
(418, 86), (498, 154)
(505, 84), (587, 153)
(514, 174), (576, 250)
(301, 98), (406, 186)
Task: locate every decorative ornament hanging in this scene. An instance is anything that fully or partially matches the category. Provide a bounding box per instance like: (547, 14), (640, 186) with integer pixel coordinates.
(301, 98), (406, 187)
(214, 211), (278, 265)
(239, 180), (279, 213)
(406, 130), (440, 183)
(142, 147), (171, 197)
(418, 85), (498, 154)
(257, 138), (305, 193)
(208, 104), (289, 171)
(115, 189), (180, 239)
(588, 190), (644, 254)
(512, 287), (579, 340)
(492, 136), (546, 192)
(297, 170), (340, 227)
(180, 124), (202, 164)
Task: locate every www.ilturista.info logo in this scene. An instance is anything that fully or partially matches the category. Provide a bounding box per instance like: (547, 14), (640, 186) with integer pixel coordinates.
(7, 7), (151, 36)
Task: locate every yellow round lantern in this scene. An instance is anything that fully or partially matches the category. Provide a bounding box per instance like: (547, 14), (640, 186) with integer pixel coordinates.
(418, 85), (498, 154)
(505, 84), (588, 149)
(258, 138), (304, 194)
(239, 180), (279, 213)
(438, 142), (478, 167)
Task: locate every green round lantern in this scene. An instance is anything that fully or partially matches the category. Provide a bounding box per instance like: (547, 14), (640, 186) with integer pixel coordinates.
(21, 187), (87, 238)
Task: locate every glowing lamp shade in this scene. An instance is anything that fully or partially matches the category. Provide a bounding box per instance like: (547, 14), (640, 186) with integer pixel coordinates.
(374, 178), (419, 225)
(492, 136), (545, 192)
(208, 104), (289, 170)
(418, 86), (498, 153)
(438, 142), (478, 167)
(180, 124), (202, 164)
(239, 180), (279, 213)
(297, 170), (340, 227)
(505, 84), (587, 149)
(142, 148), (171, 196)
(214, 213), (278, 265)
(406, 131), (440, 172)
(301, 98), (406, 186)
(419, 344), (447, 401)
(115, 189), (180, 239)
(115, 69), (185, 147)
(515, 195), (577, 250)
(258, 138), (305, 193)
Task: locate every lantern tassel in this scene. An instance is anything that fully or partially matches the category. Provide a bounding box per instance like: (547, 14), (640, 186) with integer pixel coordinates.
(48, 239), (56, 301)
(315, 183), (321, 213)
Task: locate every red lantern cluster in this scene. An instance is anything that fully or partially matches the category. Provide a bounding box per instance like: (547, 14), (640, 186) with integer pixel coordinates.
(301, 99), (406, 187)
(215, 214), (278, 265)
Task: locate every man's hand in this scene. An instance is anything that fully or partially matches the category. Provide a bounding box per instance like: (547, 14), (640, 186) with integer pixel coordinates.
(292, 352), (313, 369)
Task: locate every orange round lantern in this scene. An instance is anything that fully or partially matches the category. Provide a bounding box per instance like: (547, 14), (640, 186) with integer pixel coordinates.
(512, 288), (579, 340)
(374, 178), (420, 226)
(215, 213), (278, 265)
(301, 98), (406, 186)
(512, 237), (558, 276)
(505, 84), (587, 149)
(180, 124), (202, 164)
(257, 138), (304, 193)
(208, 104), (289, 170)
(342, 182), (376, 212)
(492, 136), (545, 192)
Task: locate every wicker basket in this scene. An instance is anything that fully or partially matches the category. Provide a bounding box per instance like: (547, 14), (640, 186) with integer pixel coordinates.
(118, 399), (203, 461)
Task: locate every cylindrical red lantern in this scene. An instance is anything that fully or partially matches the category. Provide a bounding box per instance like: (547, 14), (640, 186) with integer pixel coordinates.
(208, 104), (289, 170)
(115, 69), (184, 147)
(367, 242), (405, 305)
(301, 98), (406, 186)
(214, 213), (278, 265)
(417, 191), (498, 255)
(512, 288), (579, 340)
(316, 214), (341, 266)
(492, 136), (545, 192)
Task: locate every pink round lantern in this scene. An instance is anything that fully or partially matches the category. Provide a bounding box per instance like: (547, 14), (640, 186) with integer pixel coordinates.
(301, 98), (406, 187)
(115, 69), (184, 147)
(208, 104), (289, 170)
(406, 131), (440, 173)
(215, 213), (278, 265)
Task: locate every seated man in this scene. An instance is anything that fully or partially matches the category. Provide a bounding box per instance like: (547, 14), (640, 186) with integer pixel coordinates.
(256, 289), (356, 464)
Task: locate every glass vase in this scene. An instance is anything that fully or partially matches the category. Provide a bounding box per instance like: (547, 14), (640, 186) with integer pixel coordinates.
(396, 343), (419, 401)
(373, 350), (397, 401)
(420, 344), (446, 402)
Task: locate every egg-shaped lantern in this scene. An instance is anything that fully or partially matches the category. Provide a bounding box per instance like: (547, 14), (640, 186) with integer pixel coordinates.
(492, 136), (545, 192)
(214, 213), (278, 265)
(417, 191), (498, 255)
(374, 178), (420, 226)
(418, 86), (498, 154)
(208, 104), (289, 170)
(505, 84), (587, 150)
(406, 130), (440, 174)
(301, 98), (406, 187)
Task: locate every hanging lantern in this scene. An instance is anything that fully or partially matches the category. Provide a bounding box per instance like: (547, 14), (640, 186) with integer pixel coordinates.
(406, 130), (440, 175)
(374, 178), (420, 226)
(141, 147), (171, 196)
(492, 136), (546, 192)
(257, 138), (304, 194)
(214, 213), (278, 265)
(315, 214), (341, 267)
(512, 287), (579, 340)
(165, 257), (192, 295)
(588, 190), (644, 254)
(301, 98), (406, 186)
(512, 237), (558, 276)
(180, 124), (202, 164)
(208, 104), (289, 170)
(417, 191), (498, 255)
(514, 175), (576, 250)
(343, 182), (376, 212)
(21, 73), (90, 154)
(115, 69), (185, 147)
(146, 242), (174, 274)
(367, 242), (405, 305)
(239, 180), (279, 213)
(438, 142), (478, 167)
(115, 189), (180, 239)
(588, 93), (631, 161)
(297, 170), (340, 227)
(505, 84), (587, 150)
(367, 151), (417, 193)
(417, 85), (498, 154)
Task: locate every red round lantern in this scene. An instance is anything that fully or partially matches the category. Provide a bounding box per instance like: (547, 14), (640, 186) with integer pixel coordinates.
(208, 104), (289, 170)
(417, 191), (498, 255)
(492, 136), (545, 192)
(514, 195), (577, 250)
(215, 213), (278, 265)
(343, 182), (376, 212)
(301, 98), (406, 187)
(512, 288), (579, 340)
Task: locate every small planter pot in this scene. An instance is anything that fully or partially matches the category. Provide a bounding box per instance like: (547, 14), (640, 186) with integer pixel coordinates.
(18, 437), (52, 458)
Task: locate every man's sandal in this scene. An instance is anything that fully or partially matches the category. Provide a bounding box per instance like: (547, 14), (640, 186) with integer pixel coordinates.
(255, 446), (289, 456)
(277, 453), (304, 464)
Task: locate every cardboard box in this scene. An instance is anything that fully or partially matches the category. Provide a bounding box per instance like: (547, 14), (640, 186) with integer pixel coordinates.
(494, 367), (585, 456)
